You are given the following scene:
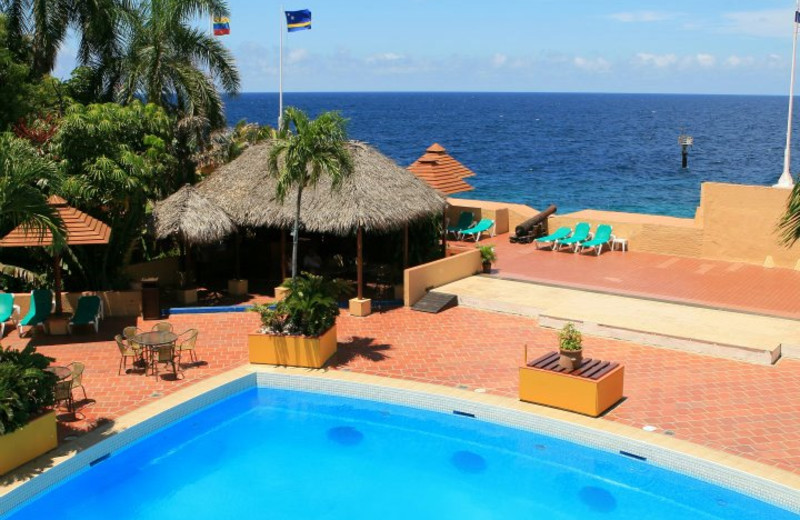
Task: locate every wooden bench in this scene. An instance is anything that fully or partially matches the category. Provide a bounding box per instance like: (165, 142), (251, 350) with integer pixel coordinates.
(519, 351), (624, 417)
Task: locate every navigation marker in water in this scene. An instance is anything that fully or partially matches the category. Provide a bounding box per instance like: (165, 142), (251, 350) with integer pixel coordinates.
(678, 133), (693, 169)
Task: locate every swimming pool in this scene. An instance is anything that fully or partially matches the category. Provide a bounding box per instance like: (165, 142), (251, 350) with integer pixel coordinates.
(3, 384), (796, 520)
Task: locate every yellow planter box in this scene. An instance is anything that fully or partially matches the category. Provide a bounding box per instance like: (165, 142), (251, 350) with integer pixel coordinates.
(248, 324), (337, 369)
(274, 286), (291, 301)
(0, 410), (57, 475)
(227, 279), (249, 296)
(348, 297), (372, 317)
(519, 364), (624, 417)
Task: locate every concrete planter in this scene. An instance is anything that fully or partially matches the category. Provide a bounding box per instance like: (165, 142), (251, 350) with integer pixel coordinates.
(0, 411), (57, 475)
(248, 324), (337, 369)
(227, 279), (249, 296)
(274, 286), (291, 301)
(349, 298), (372, 317)
(176, 288), (198, 305)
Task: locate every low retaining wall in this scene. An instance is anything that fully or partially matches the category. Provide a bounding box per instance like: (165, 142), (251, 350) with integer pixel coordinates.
(11, 291), (141, 318)
(404, 249), (482, 306)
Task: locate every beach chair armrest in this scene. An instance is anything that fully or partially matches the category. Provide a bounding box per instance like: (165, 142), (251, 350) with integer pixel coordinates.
(11, 305), (20, 323)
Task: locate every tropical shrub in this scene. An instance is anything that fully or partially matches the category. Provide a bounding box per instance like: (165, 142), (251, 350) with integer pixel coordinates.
(0, 345), (56, 435)
(559, 323), (583, 351)
(251, 273), (351, 337)
(478, 245), (496, 263)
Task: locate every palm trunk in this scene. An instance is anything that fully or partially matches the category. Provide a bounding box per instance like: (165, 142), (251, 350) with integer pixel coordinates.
(291, 186), (303, 280)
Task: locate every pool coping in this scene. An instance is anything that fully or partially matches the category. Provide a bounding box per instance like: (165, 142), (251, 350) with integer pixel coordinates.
(1, 366), (799, 516)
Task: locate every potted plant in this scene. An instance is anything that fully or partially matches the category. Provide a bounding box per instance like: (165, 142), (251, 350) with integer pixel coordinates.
(478, 245), (496, 274)
(558, 322), (583, 370)
(248, 273), (350, 368)
(0, 344), (58, 474)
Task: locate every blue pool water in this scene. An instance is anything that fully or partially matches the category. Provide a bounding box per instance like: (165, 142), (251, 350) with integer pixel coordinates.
(4, 388), (796, 519)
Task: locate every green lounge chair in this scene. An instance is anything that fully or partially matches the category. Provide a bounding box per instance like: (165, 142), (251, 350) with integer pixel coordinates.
(447, 211), (474, 237)
(18, 289), (53, 337)
(68, 295), (103, 333)
(579, 224), (614, 256)
(556, 222), (591, 252)
(534, 227), (572, 250)
(0, 293), (20, 337)
(459, 219), (495, 242)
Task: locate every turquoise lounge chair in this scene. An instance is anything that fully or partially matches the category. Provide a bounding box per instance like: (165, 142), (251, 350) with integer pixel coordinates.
(0, 293), (20, 337)
(18, 289), (53, 337)
(447, 211), (474, 237)
(534, 227), (572, 250)
(556, 222), (591, 252)
(579, 224), (614, 256)
(459, 219), (495, 242)
(68, 295), (103, 334)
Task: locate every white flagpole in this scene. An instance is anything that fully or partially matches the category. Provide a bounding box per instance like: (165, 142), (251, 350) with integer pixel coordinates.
(278, 5), (284, 129)
(777, 2), (800, 188)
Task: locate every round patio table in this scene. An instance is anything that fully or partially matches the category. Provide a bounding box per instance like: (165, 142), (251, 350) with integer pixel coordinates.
(44, 366), (72, 380)
(133, 331), (179, 378)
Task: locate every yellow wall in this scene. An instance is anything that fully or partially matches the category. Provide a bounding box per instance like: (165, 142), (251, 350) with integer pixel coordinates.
(448, 198), (542, 236)
(0, 411), (57, 475)
(404, 249), (482, 306)
(699, 183), (799, 268)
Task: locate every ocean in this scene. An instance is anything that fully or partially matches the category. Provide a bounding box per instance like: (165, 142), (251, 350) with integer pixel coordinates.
(224, 92), (793, 218)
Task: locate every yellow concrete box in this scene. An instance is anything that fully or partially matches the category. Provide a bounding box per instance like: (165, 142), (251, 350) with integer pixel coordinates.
(248, 325), (337, 369)
(519, 364), (624, 417)
(349, 298), (372, 317)
(0, 410), (57, 475)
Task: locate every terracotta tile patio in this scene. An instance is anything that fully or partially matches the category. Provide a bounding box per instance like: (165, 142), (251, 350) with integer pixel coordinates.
(3, 306), (800, 476)
(450, 233), (800, 319)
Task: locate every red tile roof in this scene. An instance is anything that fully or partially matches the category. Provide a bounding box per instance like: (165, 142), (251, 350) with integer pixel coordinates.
(408, 143), (475, 195)
(0, 196), (111, 247)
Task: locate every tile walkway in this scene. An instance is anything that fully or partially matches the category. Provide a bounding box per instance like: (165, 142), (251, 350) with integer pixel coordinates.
(450, 233), (800, 319)
(4, 305), (800, 476)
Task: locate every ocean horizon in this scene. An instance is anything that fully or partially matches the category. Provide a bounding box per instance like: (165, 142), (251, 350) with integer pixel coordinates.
(224, 92), (797, 218)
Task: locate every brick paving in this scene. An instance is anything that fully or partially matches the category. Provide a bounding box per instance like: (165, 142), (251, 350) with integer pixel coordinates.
(450, 233), (800, 319)
(3, 306), (800, 476)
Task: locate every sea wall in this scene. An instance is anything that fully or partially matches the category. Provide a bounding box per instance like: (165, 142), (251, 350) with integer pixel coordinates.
(448, 198), (541, 235)
(449, 182), (800, 269)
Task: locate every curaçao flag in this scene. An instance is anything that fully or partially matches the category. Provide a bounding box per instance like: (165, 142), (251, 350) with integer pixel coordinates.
(213, 16), (230, 36)
(285, 10), (311, 32)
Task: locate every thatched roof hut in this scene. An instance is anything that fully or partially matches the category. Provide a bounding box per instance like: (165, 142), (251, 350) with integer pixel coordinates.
(198, 140), (446, 234)
(153, 184), (236, 244)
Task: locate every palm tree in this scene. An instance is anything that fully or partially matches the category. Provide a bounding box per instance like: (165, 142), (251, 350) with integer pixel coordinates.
(0, 0), (129, 78)
(268, 107), (354, 281)
(118, 0), (240, 129)
(0, 134), (65, 252)
(779, 182), (800, 246)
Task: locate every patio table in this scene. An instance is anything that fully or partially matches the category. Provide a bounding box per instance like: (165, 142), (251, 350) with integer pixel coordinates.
(44, 365), (72, 380)
(133, 331), (178, 378)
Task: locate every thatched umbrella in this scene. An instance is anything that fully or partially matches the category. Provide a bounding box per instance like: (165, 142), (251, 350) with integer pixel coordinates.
(152, 184), (237, 276)
(196, 141), (446, 298)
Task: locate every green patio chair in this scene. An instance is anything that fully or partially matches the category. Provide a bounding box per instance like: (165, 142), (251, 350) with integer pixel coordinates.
(579, 224), (614, 256)
(68, 295), (103, 333)
(0, 293), (20, 337)
(459, 219), (495, 242)
(556, 223), (591, 252)
(17, 289), (53, 337)
(447, 211), (474, 237)
(534, 227), (572, 250)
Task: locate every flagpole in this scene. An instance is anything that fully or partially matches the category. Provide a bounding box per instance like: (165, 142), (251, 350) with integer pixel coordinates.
(777, 2), (800, 188)
(278, 4), (284, 129)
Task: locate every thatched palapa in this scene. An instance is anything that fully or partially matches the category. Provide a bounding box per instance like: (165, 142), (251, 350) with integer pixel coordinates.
(198, 141), (446, 234)
(153, 184), (236, 244)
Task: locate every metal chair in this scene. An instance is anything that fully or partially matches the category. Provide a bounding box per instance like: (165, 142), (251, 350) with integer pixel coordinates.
(66, 361), (87, 400)
(115, 334), (142, 375)
(151, 322), (173, 333)
(54, 380), (74, 413)
(176, 329), (199, 363)
(152, 344), (181, 379)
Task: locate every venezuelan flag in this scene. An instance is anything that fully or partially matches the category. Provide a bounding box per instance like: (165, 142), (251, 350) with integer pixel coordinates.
(213, 16), (230, 36)
(285, 10), (311, 32)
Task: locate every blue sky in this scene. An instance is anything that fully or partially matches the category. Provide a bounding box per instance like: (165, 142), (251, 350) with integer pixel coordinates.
(55, 0), (800, 94)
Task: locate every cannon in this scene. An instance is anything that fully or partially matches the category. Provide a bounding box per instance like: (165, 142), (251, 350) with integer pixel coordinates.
(509, 204), (557, 243)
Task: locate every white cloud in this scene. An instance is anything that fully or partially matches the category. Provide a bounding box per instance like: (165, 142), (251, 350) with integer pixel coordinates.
(721, 9), (789, 38)
(633, 53), (678, 68)
(695, 54), (715, 67)
(609, 11), (675, 23)
(286, 48), (309, 65)
(573, 56), (611, 73)
(365, 52), (404, 64)
(492, 53), (508, 68)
